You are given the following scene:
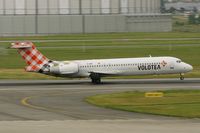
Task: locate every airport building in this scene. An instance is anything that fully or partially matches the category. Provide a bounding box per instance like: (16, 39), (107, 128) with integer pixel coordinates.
(0, 0), (171, 35)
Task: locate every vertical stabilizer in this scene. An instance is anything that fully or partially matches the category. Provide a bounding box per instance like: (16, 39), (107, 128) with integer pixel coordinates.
(11, 42), (49, 72)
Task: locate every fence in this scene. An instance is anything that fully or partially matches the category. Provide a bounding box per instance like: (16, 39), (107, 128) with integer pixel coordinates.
(0, 0), (161, 15)
(0, 14), (172, 36)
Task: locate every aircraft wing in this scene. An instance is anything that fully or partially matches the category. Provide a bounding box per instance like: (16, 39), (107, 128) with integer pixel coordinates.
(89, 71), (120, 77)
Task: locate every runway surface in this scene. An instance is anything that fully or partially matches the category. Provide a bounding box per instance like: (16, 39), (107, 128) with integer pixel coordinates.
(0, 78), (200, 133)
(0, 78), (200, 120)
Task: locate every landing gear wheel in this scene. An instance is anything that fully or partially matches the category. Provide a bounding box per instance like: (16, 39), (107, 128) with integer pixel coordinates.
(91, 78), (101, 84)
(180, 73), (184, 80)
(90, 73), (101, 84)
(180, 76), (184, 80)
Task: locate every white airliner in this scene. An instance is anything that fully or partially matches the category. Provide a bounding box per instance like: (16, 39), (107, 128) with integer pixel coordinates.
(11, 42), (193, 84)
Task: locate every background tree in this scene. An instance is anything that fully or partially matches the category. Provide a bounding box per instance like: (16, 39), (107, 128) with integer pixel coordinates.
(180, 7), (185, 13)
(193, 7), (198, 13)
(169, 7), (176, 14)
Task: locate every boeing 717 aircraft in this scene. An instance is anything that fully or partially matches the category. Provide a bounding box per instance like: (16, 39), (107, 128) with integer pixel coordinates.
(11, 42), (193, 84)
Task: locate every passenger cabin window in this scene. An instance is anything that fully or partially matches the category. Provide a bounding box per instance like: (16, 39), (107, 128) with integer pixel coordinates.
(176, 60), (182, 63)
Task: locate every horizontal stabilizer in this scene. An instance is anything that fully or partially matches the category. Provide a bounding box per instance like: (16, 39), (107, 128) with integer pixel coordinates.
(11, 42), (33, 49)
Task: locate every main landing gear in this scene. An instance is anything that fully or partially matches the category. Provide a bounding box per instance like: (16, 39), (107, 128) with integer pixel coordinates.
(180, 73), (185, 80)
(90, 73), (101, 84)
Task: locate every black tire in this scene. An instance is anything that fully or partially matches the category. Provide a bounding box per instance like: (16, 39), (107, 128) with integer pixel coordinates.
(180, 77), (184, 80)
(90, 73), (101, 84)
(95, 78), (101, 84)
(91, 78), (101, 84)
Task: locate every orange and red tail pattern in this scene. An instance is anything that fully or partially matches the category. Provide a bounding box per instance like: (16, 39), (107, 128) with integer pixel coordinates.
(12, 42), (49, 72)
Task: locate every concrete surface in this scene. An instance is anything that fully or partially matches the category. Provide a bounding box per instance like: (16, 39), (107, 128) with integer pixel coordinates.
(0, 79), (199, 133)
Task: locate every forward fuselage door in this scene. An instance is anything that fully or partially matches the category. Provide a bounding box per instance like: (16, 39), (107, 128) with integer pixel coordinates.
(159, 60), (173, 74)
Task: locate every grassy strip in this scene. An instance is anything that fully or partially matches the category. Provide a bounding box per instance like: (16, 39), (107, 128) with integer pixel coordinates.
(0, 69), (198, 79)
(1, 32), (200, 41)
(1, 39), (200, 48)
(0, 32), (199, 79)
(86, 90), (200, 118)
(1, 45), (200, 68)
(0, 69), (60, 80)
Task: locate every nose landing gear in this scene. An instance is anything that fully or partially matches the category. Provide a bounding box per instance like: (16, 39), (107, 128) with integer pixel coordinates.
(180, 73), (185, 80)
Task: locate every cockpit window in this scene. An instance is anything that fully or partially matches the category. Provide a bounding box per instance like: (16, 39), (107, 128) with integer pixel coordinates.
(176, 60), (182, 63)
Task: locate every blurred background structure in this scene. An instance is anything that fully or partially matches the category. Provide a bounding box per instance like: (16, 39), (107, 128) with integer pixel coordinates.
(0, 0), (171, 36)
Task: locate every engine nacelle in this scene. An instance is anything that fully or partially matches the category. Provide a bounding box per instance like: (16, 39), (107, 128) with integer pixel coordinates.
(50, 62), (78, 75)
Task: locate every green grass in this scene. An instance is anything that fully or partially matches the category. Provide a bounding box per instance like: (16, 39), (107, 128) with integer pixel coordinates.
(0, 69), (61, 79)
(0, 69), (198, 79)
(0, 32), (200, 79)
(86, 90), (200, 118)
(1, 32), (200, 41)
(2, 43), (200, 68)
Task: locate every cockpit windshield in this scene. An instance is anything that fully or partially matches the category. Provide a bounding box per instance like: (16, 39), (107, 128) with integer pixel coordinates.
(176, 60), (182, 63)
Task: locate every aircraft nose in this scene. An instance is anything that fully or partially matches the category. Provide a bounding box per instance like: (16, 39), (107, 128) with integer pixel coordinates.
(185, 64), (193, 71)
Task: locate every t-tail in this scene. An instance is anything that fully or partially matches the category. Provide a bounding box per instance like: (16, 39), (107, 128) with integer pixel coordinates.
(11, 42), (50, 72)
